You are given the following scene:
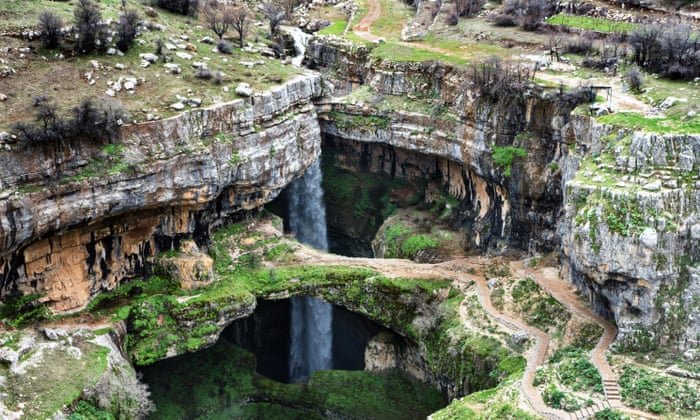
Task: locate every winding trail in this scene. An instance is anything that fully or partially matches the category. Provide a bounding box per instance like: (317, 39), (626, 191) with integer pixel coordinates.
(293, 244), (634, 419)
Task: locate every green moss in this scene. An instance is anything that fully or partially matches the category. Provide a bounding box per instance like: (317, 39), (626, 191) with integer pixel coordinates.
(4, 343), (109, 419)
(492, 146), (527, 177)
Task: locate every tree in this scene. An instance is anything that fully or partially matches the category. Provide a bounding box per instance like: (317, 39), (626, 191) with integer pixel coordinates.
(230, 3), (251, 48)
(203, 2), (231, 40)
(261, 0), (285, 36)
(116, 9), (140, 52)
(37, 11), (63, 49)
(74, 0), (102, 54)
(454, 0), (485, 17)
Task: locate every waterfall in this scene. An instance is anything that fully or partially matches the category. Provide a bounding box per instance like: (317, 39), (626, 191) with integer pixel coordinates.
(282, 26), (311, 67)
(287, 160), (333, 382)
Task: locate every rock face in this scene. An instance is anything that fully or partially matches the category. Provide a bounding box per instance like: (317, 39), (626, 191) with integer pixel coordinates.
(559, 116), (700, 351)
(0, 74), (324, 311)
(307, 38), (699, 351)
(309, 38), (587, 253)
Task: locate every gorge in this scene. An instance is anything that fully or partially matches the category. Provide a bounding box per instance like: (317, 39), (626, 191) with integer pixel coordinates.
(1, 0), (699, 418)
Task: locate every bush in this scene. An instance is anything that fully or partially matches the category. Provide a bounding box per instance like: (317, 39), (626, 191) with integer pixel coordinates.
(492, 145), (527, 177)
(217, 40), (233, 54)
(630, 24), (700, 80)
(74, 0), (103, 55)
(565, 36), (593, 55)
(12, 98), (126, 147)
(470, 56), (533, 106)
(493, 14), (517, 27)
(83, 369), (155, 419)
(0, 293), (49, 328)
(116, 9), (140, 52)
(625, 67), (643, 93)
(38, 11), (63, 49)
(155, 0), (199, 16)
(195, 66), (213, 80)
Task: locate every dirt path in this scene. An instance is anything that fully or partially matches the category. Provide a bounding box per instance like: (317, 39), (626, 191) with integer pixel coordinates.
(353, 0), (382, 41)
(535, 72), (651, 113)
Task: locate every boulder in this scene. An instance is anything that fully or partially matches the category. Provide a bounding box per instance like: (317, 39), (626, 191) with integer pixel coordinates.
(139, 53), (158, 63)
(235, 82), (252, 97)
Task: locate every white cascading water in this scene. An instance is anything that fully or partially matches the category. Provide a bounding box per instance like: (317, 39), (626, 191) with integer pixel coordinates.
(287, 160), (333, 382)
(282, 25), (311, 67)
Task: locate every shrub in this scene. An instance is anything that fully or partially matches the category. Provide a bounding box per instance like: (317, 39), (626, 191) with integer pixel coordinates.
(195, 67), (213, 80)
(38, 11), (63, 49)
(71, 98), (127, 143)
(630, 24), (700, 79)
(455, 0), (486, 17)
(0, 293), (49, 328)
(492, 145), (527, 177)
(116, 9), (140, 52)
(155, 0), (199, 16)
(470, 56), (532, 107)
(203, 1), (231, 40)
(217, 40), (233, 54)
(493, 14), (517, 27)
(74, 0), (103, 55)
(83, 369), (155, 419)
(12, 98), (126, 147)
(625, 67), (643, 93)
(565, 36), (593, 55)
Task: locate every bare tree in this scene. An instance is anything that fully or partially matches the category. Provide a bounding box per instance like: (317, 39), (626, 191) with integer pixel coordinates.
(261, 0), (285, 36)
(203, 1), (231, 40)
(230, 2), (251, 48)
(38, 11), (64, 49)
(454, 0), (485, 17)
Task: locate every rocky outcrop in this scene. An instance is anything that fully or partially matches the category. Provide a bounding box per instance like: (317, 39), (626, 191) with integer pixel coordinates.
(0, 73), (324, 311)
(559, 116), (700, 351)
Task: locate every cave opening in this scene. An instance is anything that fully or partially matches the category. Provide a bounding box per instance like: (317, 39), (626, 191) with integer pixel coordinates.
(138, 297), (446, 419)
(268, 136), (451, 258)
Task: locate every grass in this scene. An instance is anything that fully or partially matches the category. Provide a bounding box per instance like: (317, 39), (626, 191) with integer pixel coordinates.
(370, 42), (470, 67)
(511, 277), (570, 332)
(597, 112), (700, 134)
(547, 14), (637, 34)
(0, 0), (303, 130)
(492, 146), (527, 177)
(3, 342), (109, 419)
(318, 20), (347, 36)
(371, 0), (414, 42)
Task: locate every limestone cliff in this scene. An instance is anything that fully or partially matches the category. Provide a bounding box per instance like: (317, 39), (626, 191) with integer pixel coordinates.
(0, 74), (324, 311)
(559, 116), (700, 351)
(309, 37), (588, 252)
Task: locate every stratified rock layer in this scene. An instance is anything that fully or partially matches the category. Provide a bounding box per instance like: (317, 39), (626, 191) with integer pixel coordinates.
(0, 74), (323, 311)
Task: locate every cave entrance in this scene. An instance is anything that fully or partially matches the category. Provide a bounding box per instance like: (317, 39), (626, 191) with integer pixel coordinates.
(138, 298), (447, 419)
(269, 136), (445, 257)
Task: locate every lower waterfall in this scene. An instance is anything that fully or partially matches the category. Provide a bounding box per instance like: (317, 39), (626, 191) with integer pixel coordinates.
(287, 160), (333, 382)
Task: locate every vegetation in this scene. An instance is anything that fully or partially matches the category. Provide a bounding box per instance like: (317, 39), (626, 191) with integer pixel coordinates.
(142, 340), (445, 419)
(619, 365), (700, 415)
(3, 342), (109, 419)
(511, 277), (570, 331)
(0, 293), (50, 327)
(37, 10), (63, 49)
(547, 14), (636, 33)
(492, 146), (527, 177)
